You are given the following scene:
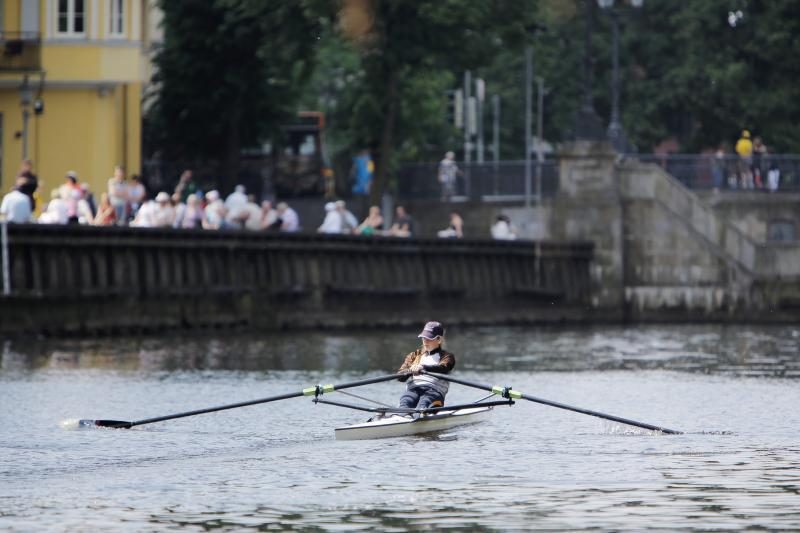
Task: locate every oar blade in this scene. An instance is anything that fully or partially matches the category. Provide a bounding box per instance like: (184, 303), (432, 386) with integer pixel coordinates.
(84, 419), (133, 429)
(60, 418), (132, 430)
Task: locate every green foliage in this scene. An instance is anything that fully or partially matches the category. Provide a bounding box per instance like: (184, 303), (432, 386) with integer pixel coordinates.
(324, 0), (539, 200)
(147, 0), (800, 197)
(610, 0), (800, 152)
(146, 0), (321, 180)
(312, 0), (800, 162)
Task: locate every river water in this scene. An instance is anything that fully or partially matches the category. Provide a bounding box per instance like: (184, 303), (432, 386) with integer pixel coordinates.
(1, 324), (799, 530)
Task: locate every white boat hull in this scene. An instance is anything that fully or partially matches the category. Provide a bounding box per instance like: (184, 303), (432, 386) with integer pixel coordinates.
(335, 406), (493, 440)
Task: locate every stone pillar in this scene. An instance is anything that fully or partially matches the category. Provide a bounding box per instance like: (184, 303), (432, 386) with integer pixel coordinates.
(551, 141), (623, 314)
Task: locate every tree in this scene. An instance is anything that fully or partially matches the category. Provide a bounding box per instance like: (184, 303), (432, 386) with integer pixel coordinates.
(149, 0), (800, 204)
(147, 0), (322, 191)
(612, 0), (800, 152)
(334, 0), (537, 204)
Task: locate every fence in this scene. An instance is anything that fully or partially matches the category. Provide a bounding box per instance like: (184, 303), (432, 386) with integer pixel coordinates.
(631, 154), (800, 192)
(0, 223), (594, 335)
(141, 158), (561, 204)
(396, 160), (559, 202)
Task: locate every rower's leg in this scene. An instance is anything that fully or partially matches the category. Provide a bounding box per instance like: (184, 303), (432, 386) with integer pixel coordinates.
(398, 389), (420, 410)
(417, 391), (445, 412)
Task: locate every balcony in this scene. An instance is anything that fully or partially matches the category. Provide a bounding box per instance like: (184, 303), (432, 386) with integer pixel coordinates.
(0, 32), (41, 72)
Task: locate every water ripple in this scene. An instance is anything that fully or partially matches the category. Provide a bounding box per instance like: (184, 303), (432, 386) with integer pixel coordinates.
(2, 325), (800, 529)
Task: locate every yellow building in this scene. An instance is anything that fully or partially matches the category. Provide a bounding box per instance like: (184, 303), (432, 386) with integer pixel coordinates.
(0, 0), (158, 204)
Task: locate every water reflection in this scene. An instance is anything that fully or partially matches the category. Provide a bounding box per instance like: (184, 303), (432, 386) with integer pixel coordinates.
(2, 324), (798, 378)
(2, 340), (29, 372)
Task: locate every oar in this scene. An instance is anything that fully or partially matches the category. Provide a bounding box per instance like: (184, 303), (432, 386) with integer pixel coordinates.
(425, 372), (682, 435)
(77, 372), (409, 429)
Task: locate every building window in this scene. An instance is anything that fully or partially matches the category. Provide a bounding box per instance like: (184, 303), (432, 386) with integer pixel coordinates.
(57, 0), (86, 36)
(767, 221), (796, 242)
(108, 0), (125, 37)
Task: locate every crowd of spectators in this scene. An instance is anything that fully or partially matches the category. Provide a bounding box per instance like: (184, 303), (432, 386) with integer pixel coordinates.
(0, 164), (303, 233)
(315, 201), (420, 238)
(2, 161), (522, 241)
(720, 130), (781, 191)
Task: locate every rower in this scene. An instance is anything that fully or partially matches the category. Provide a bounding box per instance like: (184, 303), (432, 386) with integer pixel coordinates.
(396, 321), (456, 415)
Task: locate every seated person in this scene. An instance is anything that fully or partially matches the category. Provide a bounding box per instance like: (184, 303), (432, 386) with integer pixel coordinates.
(356, 205), (384, 235)
(437, 211), (463, 238)
(389, 205), (414, 237)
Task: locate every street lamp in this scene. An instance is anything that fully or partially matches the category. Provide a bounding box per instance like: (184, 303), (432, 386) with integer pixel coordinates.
(574, 0), (605, 140)
(597, 0), (643, 153)
(19, 75), (33, 160)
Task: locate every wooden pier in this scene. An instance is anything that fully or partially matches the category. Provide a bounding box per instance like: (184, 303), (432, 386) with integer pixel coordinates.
(0, 224), (594, 336)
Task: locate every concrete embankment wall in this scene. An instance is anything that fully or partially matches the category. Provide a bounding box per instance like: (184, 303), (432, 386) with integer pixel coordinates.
(548, 143), (800, 321)
(0, 224), (594, 336)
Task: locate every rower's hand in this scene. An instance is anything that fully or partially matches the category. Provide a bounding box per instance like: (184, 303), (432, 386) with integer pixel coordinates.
(410, 364), (423, 374)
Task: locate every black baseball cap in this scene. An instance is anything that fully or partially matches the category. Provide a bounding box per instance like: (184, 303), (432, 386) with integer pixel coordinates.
(418, 321), (444, 340)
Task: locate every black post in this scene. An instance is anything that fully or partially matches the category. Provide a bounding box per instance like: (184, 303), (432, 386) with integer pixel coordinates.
(600, 0), (643, 153)
(574, 0), (605, 140)
(524, 46), (533, 208)
(607, 10), (624, 152)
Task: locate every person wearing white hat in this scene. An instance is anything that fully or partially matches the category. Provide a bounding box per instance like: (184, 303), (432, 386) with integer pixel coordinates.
(173, 192), (205, 229)
(395, 321), (456, 413)
(202, 190), (227, 229)
(239, 195), (264, 231)
(335, 200), (358, 233)
(224, 184), (248, 212)
(38, 189), (68, 224)
(275, 202), (299, 233)
(317, 201), (342, 234)
(150, 191), (176, 227)
(130, 198), (155, 227)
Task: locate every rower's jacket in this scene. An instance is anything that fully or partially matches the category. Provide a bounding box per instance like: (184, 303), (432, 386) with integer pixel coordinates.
(397, 347), (456, 396)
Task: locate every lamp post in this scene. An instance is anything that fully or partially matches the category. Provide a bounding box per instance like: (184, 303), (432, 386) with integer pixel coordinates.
(574, 0), (605, 140)
(19, 75), (33, 160)
(524, 46), (532, 208)
(597, 0), (642, 153)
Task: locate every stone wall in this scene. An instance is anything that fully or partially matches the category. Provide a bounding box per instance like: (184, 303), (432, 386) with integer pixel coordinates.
(549, 143), (624, 316)
(700, 192), (800, 243)
(548, 142), (800, 321)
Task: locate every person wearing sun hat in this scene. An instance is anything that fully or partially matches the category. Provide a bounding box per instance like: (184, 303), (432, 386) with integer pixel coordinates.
(396, 321), (456, 412)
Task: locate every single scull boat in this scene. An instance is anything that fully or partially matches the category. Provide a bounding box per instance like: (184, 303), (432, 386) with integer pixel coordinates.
(334, 405), (496, 440)
(313, 394), (514, 440)
(71, 370), (682, 436)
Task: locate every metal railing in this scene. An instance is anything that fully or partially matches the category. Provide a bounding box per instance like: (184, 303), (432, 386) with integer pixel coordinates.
(396, 160), (559, 201)
(141, 153), (800, 204)
(630, 153), (800, 192)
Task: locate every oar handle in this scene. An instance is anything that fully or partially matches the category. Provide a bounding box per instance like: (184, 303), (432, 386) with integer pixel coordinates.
(426, 372), (683, 435)
(329, 371), (412, 392)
